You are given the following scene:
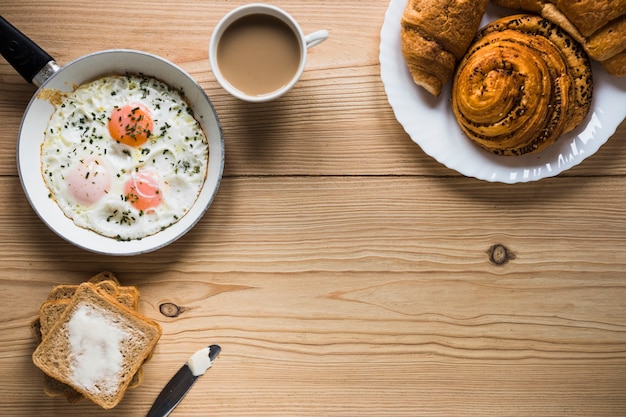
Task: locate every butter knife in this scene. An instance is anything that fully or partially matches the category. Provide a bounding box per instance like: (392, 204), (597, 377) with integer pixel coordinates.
(146, 344), (221, 417)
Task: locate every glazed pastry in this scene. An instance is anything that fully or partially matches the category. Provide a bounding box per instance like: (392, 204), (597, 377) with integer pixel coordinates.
(492, 0), (626, 76)
(400, 0), (489, 96)
(451, 14), (593, 156)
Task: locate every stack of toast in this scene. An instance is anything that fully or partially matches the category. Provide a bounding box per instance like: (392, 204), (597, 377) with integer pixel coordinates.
(30, 271), (161, 409)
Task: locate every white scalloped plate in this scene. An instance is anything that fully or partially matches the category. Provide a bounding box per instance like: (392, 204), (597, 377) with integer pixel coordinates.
(380, 0), (626, 183)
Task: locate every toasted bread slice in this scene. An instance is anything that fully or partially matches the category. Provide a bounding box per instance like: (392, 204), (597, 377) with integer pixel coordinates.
(33, 282), (161, 409)
(46, 271), (120, 301)
(88, 271), (120, 285)
(39, 301), (71, 336)
(46, 285), (79, 302)
(30, 317), (42, 343)
(40, 290), (139, 337)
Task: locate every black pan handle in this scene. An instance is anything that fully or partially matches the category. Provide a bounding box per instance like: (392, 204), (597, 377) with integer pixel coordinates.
(0, 15), (55, 84)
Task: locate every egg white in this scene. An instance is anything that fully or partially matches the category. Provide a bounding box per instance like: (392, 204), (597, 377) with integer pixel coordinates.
(41, 75), (209, 241)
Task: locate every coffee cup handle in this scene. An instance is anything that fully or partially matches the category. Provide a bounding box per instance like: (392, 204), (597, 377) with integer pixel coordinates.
(305, 30), (329, 49)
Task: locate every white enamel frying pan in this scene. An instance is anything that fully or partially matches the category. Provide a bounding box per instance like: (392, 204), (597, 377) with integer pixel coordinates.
(0, 17), (224, 255)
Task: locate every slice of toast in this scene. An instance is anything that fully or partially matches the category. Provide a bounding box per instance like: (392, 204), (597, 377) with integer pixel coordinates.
(39, 301), (71, 337)
(88, 271), (120, 285)
(38, 296), (144, 387)
(47, 271), (122, 301)
(32, 282), (161, 409)
(39, 292), (138, 337)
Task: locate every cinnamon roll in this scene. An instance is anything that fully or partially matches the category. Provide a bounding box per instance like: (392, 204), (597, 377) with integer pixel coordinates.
(451, 14), (593, 156)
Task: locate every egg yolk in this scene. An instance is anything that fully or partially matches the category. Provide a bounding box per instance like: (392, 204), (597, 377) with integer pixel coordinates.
(67, 158), (111, 206)
(125, 171), (163, 211)
(108, 104), (153, 146)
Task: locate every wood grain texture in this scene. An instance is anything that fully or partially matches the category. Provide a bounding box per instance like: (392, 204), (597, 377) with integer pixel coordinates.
(1, 1), (626, 416)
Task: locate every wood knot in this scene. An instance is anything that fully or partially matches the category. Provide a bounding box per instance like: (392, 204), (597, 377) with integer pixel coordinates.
(159, 302), (185, 318)
(488, 244), (515, 265)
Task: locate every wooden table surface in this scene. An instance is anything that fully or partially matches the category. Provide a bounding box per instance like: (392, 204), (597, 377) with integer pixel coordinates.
(2, 1), (626, 416)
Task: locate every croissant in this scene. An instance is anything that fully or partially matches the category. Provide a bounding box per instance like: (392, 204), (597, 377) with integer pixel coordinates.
(601, 49), (626, 76)
(400, 0), (489, 96)
(552, 0), (626, 37)
(451, 14), (593, 156)
(492, 0), (626, 76)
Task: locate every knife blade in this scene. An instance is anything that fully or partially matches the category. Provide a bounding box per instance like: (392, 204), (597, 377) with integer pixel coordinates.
(146, 344), (221, 417)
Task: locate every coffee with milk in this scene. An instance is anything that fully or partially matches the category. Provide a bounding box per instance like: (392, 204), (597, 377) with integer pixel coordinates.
(217, 14), (301, 96)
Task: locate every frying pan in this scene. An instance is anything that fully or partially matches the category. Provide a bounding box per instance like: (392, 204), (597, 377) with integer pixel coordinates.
(0, 17), (224, 255)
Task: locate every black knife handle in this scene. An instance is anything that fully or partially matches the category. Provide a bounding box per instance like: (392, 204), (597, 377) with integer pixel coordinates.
(145, 345), (221, 417)
(0, 15), (55, 83)
(146, 364), (197, 417)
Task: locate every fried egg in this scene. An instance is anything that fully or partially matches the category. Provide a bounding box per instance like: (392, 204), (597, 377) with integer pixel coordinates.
(41, 74), (209, 241)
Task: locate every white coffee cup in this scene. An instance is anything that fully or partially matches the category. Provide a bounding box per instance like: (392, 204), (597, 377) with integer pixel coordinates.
(209, 3), (328, 102)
